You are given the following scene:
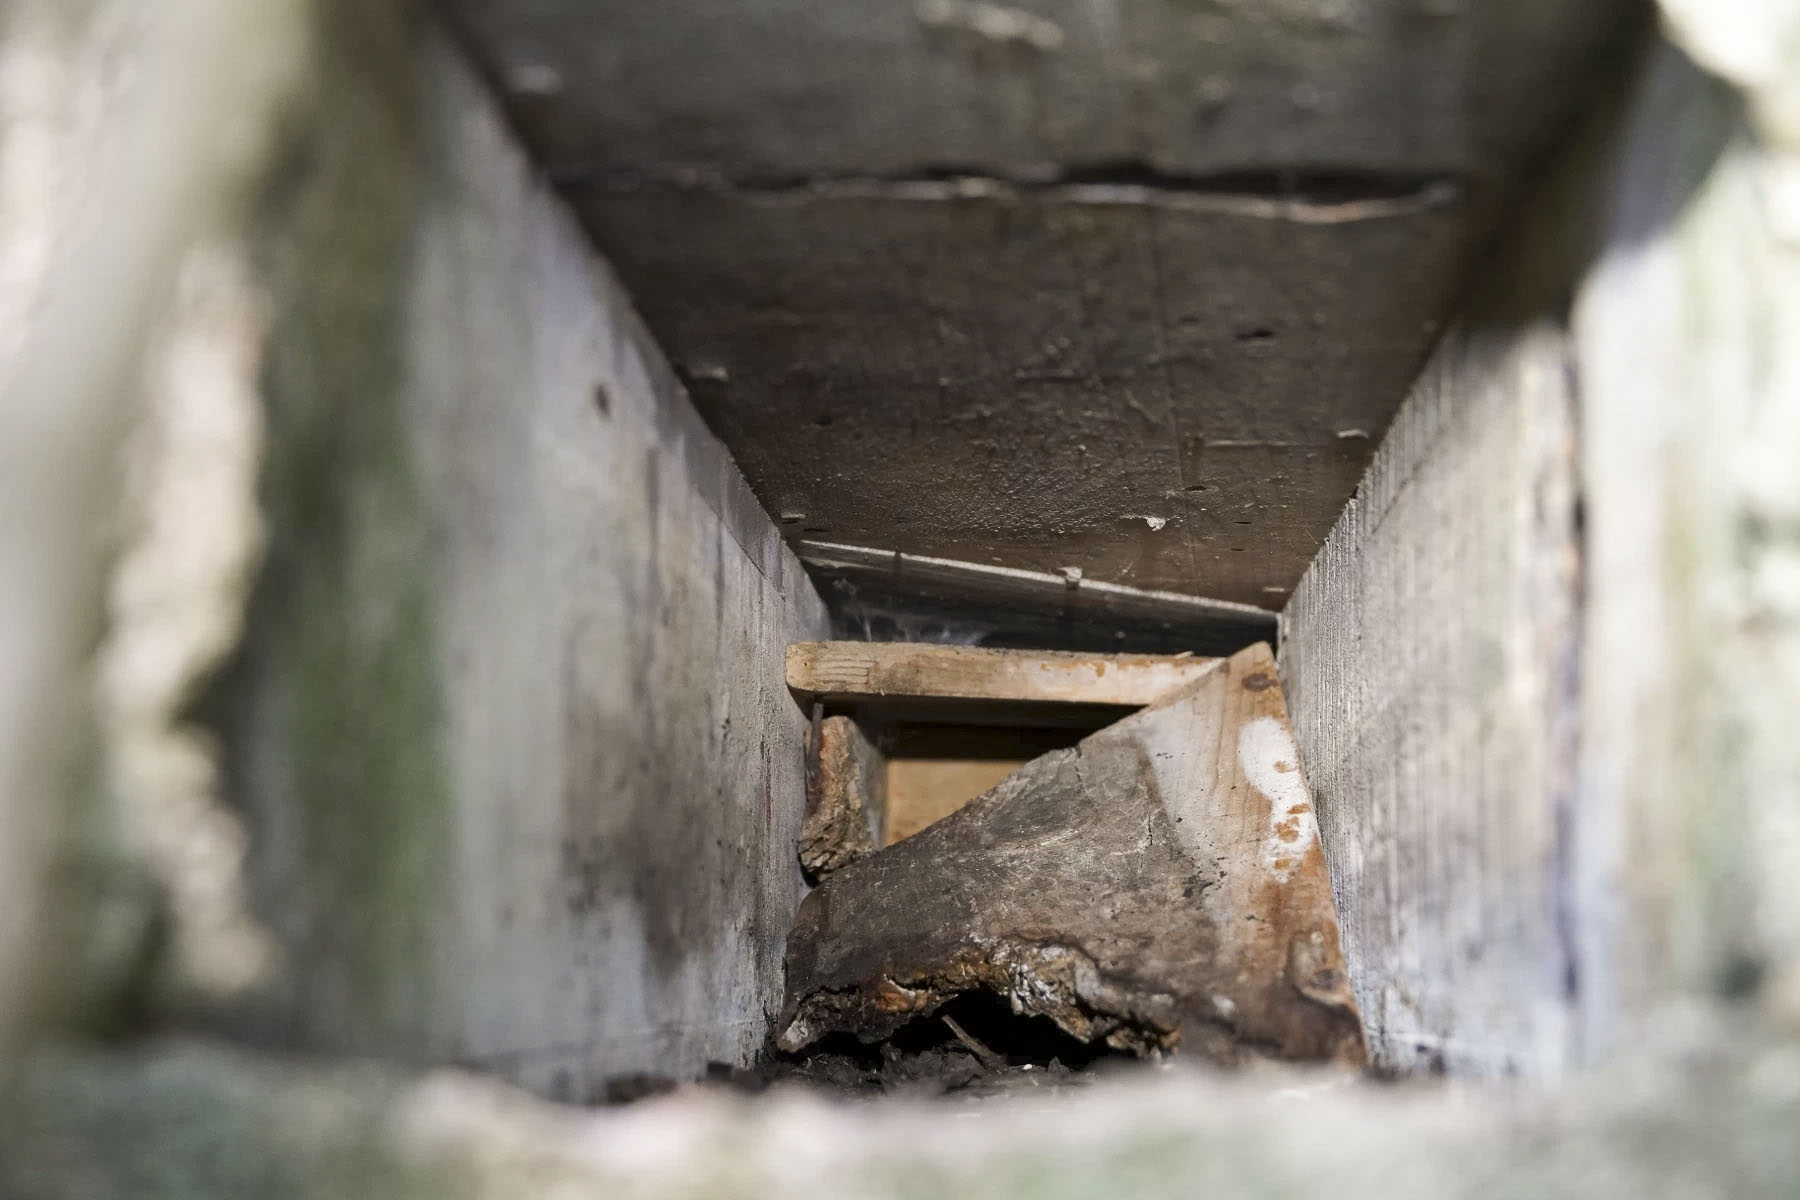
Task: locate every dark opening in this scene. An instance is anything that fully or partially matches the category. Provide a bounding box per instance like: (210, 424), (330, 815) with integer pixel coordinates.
(765, 992), (1139, 1098)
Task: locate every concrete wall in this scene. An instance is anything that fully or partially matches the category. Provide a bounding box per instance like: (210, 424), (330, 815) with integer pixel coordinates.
(1571, 34), (1800, 1050)
(226, 8), (828, 1099)
(1282, 28), (1800, 1076)
(11, 1033), (1800, 1200)
(1279, 311), (1581, 1078)
(1276, 39), (1603, 1076)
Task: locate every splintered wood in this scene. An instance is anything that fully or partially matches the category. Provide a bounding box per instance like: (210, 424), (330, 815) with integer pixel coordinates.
(780, 643), (1365, 1066)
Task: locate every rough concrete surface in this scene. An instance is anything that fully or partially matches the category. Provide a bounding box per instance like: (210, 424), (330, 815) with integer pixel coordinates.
(7, 1020), (1800, 1200)
(1280, 309), (1581, 1079)
(221, 15), (829, 1098)
(580, 181), (1464, 608)
(1281, 20), (1800, 1077)
(435, 0), (1638, 609)
(1572, 31), (1800, 1046)
(442, 0), (1629, 183)
(0, 0), (309, 1044)
(7, 4), (1800, 1198)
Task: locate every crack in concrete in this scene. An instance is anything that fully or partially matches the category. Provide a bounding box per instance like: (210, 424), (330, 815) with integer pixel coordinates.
(559, 163), (1465, 224)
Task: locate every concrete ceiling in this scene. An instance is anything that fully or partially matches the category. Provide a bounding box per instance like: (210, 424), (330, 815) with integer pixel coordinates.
(441, 0), (1638, 610)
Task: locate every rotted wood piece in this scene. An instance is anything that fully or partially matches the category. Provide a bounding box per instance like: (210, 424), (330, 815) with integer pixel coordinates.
(799, 714), (887, 880)
(778, 643), (1365, 1066)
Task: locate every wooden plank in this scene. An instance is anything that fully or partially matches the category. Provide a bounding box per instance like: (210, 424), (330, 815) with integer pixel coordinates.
(885, 759), (1027, 845)
(787, 641), (1222, 709)
(779, 642), (1365, 1065)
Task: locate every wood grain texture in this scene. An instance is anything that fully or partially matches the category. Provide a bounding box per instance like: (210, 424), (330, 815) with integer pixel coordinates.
(879, 722), (1091, 845)
(884, 758), (1030, 844)
(227, 26), (829, 1099)
(780, 643), (1365, 1066)
(1280, 314), (1582, 1079)
(787, 642), (1221, 708)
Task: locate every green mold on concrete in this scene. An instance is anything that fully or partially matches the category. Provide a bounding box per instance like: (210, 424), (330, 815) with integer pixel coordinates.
(230, 0), (459, 1060)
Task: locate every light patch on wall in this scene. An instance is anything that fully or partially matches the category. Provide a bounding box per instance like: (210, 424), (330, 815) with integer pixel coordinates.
(1238, 714), (1317, 882)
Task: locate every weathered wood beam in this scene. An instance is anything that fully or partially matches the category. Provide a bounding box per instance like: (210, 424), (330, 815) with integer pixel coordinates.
(1572, 26), (1800, 1041)
(794, 644), (1220, 877)
(786, 642), (1222, 709)
(780, 643), (1364, 1066)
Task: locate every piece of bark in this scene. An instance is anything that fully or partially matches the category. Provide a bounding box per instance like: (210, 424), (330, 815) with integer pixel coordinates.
(799, 715), (887, 880)
(778, 643), (1365, 1066)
